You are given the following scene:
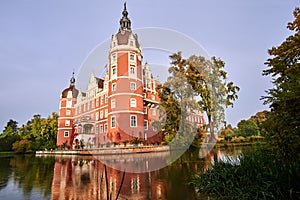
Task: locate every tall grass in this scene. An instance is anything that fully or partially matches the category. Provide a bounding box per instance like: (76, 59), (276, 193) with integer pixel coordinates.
(191, 149), (300, 200)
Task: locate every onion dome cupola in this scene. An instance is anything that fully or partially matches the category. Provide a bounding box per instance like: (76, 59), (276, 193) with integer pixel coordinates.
(61, 72), (79, 98)
(119, 2), (131, 32)
(110, 3), (141, 52)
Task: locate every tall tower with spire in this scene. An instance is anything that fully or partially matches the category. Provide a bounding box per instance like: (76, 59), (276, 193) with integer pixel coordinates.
(107, 2), (144, 141)
(57, 72), (78, 148)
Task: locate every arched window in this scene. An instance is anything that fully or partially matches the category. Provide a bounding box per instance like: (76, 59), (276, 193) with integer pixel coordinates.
(130, 98), (136, 107)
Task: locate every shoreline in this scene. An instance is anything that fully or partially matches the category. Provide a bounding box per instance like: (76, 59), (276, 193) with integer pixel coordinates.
(36, 145), (170, 156)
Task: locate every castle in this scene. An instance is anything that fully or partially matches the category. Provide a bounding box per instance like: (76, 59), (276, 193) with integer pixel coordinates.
(57, 3), (204, 149)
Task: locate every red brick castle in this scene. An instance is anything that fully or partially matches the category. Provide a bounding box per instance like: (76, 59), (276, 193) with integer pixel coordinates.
(57, 3), (204, 149)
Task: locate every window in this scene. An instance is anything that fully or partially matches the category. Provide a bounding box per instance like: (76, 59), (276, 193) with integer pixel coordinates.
(104, 124), (108, 132)
(130, 98), (136, 107)
(130, 40), (134, 46)
(66, 100), (72, 108)
(66, 110), (71, 116)
(151, 108), (156, 116)
(100, 110), (103, 119)
(101, 97), (104, 104)
(95, 125), (99, 134)
(105, 96), (108, 103)
(112, 53), (117, 62)
(64, 131), (69, 137)
(104, 83), (108, 91)
(130, 115), (137, 127)
(96, 112), (99, 120)
(87, 102), (90, 110)
(91, 101), (94, 109)
(96, 99), (99, 107)
(112, 67), (117, 75)
(100, 125), (103, 134)
(130, 82), (136, 90)
(112, 83), (117, 91)
(143, 93), (146, 98)
(130, 53), (135, 60)
(65, 120), (70, 126)
(143, 107), (147, 114)
(105, 109), (108, 118)
(111, 99), (116, 108)
(111, 116), (116, 128)
(144, 120), (148, 130)
(130, 66), (136, 75)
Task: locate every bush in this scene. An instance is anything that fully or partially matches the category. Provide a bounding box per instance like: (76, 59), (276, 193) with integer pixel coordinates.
(191, 149), (300, 199)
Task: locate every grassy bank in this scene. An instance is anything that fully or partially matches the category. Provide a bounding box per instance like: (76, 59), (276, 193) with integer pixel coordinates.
(191, 149), (300, 200)
(0, 151), (16, 156)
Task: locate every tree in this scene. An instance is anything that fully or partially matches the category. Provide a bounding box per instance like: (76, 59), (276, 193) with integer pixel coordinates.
(155, 64), (200, 148)
(237, 119), (259, 137)
(169, 52), (239, 142)
(262, 8), (300, 158)
(2, 119), (18, 134)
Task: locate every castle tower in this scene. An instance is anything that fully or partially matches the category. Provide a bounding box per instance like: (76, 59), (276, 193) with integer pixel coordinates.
(57, 73), (78, 148)
(107, 3), (145, 142)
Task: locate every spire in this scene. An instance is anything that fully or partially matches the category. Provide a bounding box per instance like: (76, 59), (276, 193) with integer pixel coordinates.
(119, 2), (131, 32)
(70, 71), (75, 86)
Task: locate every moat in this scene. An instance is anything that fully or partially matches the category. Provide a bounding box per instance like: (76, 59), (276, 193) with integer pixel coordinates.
(0, 147), (252, 200)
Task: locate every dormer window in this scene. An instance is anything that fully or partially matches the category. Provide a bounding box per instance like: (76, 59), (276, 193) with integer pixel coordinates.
(130, 40), (134, 46)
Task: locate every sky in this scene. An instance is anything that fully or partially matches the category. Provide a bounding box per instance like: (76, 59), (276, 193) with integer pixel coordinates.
(0, 0), (298, 132)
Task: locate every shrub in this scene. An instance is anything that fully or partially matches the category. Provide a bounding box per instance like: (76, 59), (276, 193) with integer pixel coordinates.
(191, 149), (300, 199)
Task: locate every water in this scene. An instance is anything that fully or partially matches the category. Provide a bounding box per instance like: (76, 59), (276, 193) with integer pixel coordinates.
(0, 147), (250, 200)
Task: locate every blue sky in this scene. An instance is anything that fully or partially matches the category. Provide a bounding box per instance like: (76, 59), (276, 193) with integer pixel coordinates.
(0, 0), (298, 131)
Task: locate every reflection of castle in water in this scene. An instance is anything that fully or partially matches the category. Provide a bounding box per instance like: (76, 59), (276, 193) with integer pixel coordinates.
(51, 156), (166, 200)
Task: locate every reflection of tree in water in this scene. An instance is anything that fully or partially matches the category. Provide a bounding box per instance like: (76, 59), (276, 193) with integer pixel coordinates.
(8, 155), (55, 197)
(0, 156), (12, 191)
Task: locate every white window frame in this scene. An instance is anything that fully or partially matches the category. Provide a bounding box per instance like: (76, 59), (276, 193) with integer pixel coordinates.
(112, 83), (117, 91)
(130, 66), (136, 76)
(105, 109), (108, 118)
(111, 116), (116, 128)
(144, 120), (148, 130)
(130, 82), (136, 90)
(111, 99), (116, 108)
(130, 115), (137, 127)
(100, 110), (103, 119)
(66, 110), (71, 116)
(100, 125), (103, 134)
(104, 124), (108, 132)
(143, 107), (147, 114)
(130, 98), (136, 108)
(66, 100), (72, 108)
(64, 131), (69, 137)
(65, 120), (70, 126)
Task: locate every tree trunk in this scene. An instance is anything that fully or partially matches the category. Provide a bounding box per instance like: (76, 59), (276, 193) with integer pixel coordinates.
(208, 114), (216, 142)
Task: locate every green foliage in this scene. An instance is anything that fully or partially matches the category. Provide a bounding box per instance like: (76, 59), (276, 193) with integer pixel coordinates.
(0, 124), (20, 152)
(262, 8), (300, 158)
(192, 149), (300, 200)
(0, 112), (58, 152)
(237, 119), (259, 137)
(168, 52), (239, 141)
